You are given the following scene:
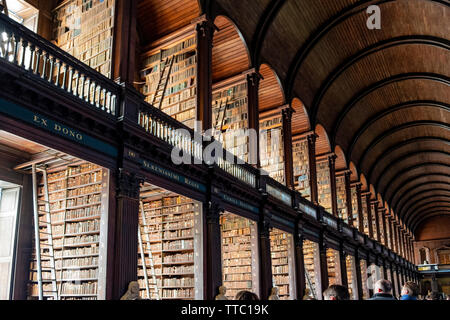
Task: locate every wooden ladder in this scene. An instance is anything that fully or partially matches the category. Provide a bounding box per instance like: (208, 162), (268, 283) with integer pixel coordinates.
(151, 55), (175, 110)
(214, 97), (230, 136)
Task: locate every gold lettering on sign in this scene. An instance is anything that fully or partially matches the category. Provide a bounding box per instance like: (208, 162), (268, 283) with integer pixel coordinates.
(54, 124), (83, 141)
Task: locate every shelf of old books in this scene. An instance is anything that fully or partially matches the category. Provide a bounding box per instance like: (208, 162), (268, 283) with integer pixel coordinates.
(212, 78), (249, 162)
(360, 259), (370, 299)
(260, 111), (285, 184)
(269, 228), (296, 300)
(316, 159), (331, 212)
(28, 161), (109, 300)
(52, 0), (116, 78)
(327, 248), (340, 286)
(138, 183), (203, 300)
(346, 255), (357, 300)
(220, 212), (259, 300)
(139, 31), (197, 129)
(292, 136), (310, 200)
(303, 240), (321, 299)
(336, 174), (347, 221)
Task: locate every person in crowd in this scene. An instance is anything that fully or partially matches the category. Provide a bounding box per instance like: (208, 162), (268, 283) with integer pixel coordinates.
(235, 290), (259, 300)
(429, 291), (441, 300)
(368, 279), (396, 300)
(323, 284), (350, 300)
(400, 281), (419, 300)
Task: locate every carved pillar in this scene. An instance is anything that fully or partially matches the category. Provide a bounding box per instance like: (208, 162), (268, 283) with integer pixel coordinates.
(258, 211), (273, 300)
(328, 155), (338, 217)
(282, 107), (294, 189)
(339, 246), (348, 288)
(196, 16), (215, 131)
(111, 169), (142, 300)
(344, 171), (353, 226)
(204, 201), (224, 300)
(388, 216), (394, 252)
(365, 194), (374, 239)
(247, 71), (261, 168)
(112, 0), (137, 83)
(392, 221), (398, 254)
(294, 229), (306, 299)
(390, 267), (397, 297)
(356, 184), (364, 233)
(319, 236), (329, 295)
(307, 134), (318, 204)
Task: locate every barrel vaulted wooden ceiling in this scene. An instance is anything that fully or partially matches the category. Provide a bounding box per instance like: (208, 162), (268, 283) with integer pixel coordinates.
(137, 0), (449, 235)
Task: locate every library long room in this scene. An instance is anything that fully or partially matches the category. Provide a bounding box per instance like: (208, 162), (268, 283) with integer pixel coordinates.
(0, 0), (446, 304)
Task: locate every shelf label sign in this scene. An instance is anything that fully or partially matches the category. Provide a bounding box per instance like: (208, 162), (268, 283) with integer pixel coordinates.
(140, 158), (206, 192)
(214, 188), (259, 214)
(0, 98), (118, 157)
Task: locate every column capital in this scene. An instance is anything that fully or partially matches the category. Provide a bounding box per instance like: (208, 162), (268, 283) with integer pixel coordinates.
(116, 169), (143, 199)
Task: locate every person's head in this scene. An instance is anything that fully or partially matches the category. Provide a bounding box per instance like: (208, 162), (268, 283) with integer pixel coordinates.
(323, 284), (350, 300)
(374, 279), (393, 295)
(401, 281), (419, 297)
(235, 290), (259, 301)
(218, 286), (226, 295)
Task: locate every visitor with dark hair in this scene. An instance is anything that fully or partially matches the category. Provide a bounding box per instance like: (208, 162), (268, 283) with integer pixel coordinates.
(323, 284), (350, 300)
(235, 290), (259, 300)
(400, 281), (419, 300)
(368, 279), (396, 300)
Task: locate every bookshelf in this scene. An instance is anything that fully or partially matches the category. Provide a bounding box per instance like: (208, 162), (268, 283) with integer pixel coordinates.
(212, 80), (249, 162)
(303, 240), (320, 298)
(326, 248), (339, 286)
(138, 190), (203, 300)
(360, 259), (369, 299)
(269, 229), (295, 300)
(52, 0), (116, 78)
(220, 212), (259, 300)
(260, 112), (285, 184)
(346, 255), (356, 300)
(362, 196), (369, 236)
(336, 175), (347, 221)
(293, 137), (310, 200)
(139, 35), (197, 129)
(317, 160), (332, 212)
(351, 186), (358, 228)
(28, 162), (108, 300)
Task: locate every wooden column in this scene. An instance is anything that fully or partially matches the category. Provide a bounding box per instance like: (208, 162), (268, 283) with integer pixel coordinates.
(258, 213), (273, 300)
(294, 232), (306, 299)
(247, 71), (261, 167)
(282, 107), (294, 189)
(344, 171), (353, 226)
(401, 231), (407, 259)
(365, 194), (374, 239)
(388, 216), (395, 252)
(392, 221), (398, 254)
(328, 155), (338, 217)
(354, 251), (364, 300)
(373, 201), (381, 242)
(382, 260), (388, 280)
(390, 267), (397, 297)
(339, 246), (348, 288)
(195, 16), (215, 131)
(204, 201), (223, 300)
(356, 184), (364, 233)
(112, 0), (138, 83)
(319, 237), (329, 296)
(111, 169), (141, 300)
(307, 134), (318, 204)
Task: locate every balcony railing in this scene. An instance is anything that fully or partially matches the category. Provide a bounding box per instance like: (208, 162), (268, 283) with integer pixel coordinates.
(0, 13), (119, 116)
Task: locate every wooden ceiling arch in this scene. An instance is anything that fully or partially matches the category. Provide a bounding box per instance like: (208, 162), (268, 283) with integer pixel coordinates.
(412, 211), (450, 233)
(212, 15), (251, 82)
(388, 172), (450, 206)
(393, 180), (450, 213)
(400, 194), (450, 222)
(291, 97), (311, 135)
(375, 150), (450, 192)
(258, 63), (285, 111)
(399, 190), (450, 222)
(404, 199), (450, 227)
(334, 145), (347, 171)
(314, 124), (331, 156)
